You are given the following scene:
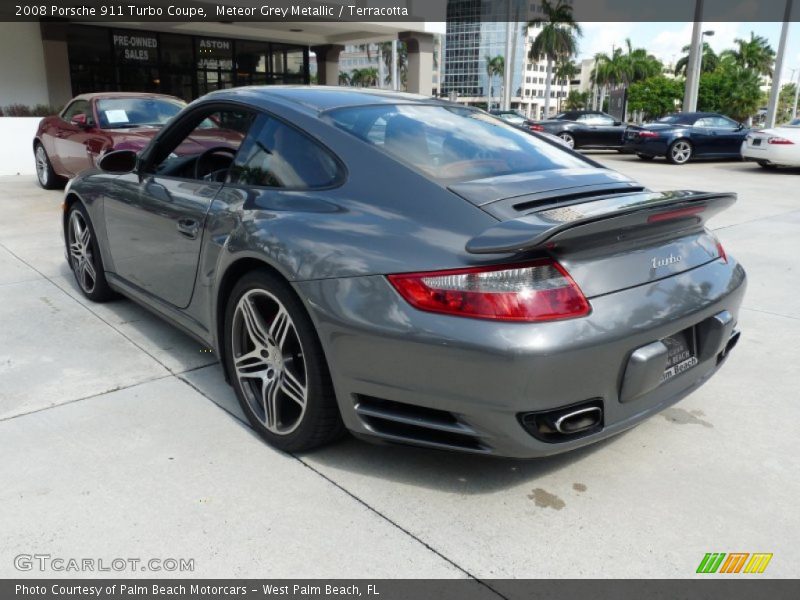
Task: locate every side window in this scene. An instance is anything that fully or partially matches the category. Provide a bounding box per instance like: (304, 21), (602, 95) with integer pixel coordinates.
(714, 116), (738, 129)
(694, 118), (711, 128)
(150, 107), (256, 181)
(229, 116), (341, 189)
(62, 101), (90, 123)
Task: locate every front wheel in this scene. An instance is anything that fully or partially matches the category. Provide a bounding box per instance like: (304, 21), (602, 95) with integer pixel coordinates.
(66, 204), (115, 302)
(224, 270), (345, 452)
(557, 132), (575, 149)
(666, 139), (693, 165)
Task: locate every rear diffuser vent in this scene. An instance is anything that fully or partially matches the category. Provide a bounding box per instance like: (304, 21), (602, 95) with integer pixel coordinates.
(354, 395), (490, 453)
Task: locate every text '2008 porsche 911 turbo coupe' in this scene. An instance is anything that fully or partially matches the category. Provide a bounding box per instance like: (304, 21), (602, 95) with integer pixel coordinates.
(62, 87), (746, 458)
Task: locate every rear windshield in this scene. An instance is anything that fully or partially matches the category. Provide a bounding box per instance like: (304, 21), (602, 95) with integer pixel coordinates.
(787, 118), (800, 127)
(96, 97), (186, 129)
(326, 104), (588, 183)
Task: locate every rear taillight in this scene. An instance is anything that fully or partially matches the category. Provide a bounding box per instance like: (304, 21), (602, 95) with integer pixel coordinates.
(530, 124), (544, 131)
(768, 136), (794, 145)
(647, 205), (705, 223)
(715, 239), (728, 263)
(638, 130), (660, 138)
(387, 260), (590, 322)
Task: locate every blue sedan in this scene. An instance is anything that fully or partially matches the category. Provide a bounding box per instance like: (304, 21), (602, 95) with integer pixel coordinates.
(624, 112), (749, 164)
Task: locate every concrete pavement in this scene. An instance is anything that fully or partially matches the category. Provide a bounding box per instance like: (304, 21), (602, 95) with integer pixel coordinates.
(0, 155), (798, 580)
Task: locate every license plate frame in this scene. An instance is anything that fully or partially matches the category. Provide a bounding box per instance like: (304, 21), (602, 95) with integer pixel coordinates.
(752, 138), (762, 146)
(660, 327), (698, 383)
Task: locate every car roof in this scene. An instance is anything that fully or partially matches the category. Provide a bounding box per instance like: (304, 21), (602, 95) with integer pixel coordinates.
(70, 92), (184, 103)
(199, 85), (450, 115)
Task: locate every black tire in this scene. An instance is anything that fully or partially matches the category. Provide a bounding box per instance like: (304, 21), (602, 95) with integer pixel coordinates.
(224, 269), (345, 452)
(758, 161), (778, 170)
(66, 203), (115, 302)
(34, 142), (65, 190)
(637, 153), (655, 161)
(666, 139), (693, 165)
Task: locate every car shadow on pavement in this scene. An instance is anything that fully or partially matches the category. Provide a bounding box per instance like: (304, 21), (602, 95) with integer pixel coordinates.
(296, 430), (626, 495)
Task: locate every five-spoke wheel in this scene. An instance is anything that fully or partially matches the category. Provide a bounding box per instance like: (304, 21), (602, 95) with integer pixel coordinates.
(225, 271), (344, 451)
(66, 204), (114, 302)
(667, 139), (693, 165)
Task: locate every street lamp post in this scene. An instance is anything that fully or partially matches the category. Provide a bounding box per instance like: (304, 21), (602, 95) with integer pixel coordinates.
(766, 0), (794, 128)
(793, 67), (800, 120)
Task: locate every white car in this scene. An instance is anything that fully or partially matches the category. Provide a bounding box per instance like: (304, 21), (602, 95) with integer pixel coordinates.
(741, 118), (800, 169)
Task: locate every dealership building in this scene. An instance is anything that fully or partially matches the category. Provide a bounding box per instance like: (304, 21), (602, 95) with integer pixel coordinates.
(0, 5), (442, 109)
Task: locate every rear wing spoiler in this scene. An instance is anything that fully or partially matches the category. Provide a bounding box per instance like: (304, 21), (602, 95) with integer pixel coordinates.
(465, 190), (736, 254)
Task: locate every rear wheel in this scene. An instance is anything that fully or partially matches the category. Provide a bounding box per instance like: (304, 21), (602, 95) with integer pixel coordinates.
(558, 132), (575, 149)
(66, 204), (114, 302)
(224, 270), (345, 452)
(34, 143), (65, 190)
(636, 153), (655, 161)
(666, 139), (693, 165)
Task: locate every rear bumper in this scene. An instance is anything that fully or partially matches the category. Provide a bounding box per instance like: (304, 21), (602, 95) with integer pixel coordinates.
(296, 258), (746, 458)
(741, 143), (800, 165)
(623, 139), (669, 156)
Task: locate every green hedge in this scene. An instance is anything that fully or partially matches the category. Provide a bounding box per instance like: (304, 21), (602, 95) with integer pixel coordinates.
(0, 104), (60, 117)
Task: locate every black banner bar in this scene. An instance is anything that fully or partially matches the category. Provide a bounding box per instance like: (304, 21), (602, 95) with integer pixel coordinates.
(1, 0), (800, 23)
(3, 580), (800, 600)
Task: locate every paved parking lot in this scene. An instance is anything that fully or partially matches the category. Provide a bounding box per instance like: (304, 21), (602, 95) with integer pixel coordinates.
(1, 155), (798, 580)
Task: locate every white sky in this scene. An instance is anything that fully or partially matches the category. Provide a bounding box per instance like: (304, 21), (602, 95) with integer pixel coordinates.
(576, 21), (800, 85)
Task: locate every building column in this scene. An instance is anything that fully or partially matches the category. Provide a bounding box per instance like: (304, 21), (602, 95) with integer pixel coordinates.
(399, 32), (434, 96)
(39, 22), (73, 108)
(310, 44), (344, 86)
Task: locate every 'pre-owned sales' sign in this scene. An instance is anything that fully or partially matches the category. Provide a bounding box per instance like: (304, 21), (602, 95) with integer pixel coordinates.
(113, 33), (157, 62)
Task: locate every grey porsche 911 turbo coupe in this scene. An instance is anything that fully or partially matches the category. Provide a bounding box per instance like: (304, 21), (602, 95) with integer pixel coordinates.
(63, 86), (746, 458)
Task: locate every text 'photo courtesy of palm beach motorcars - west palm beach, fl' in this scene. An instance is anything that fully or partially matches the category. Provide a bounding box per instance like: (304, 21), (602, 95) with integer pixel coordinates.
(2, 0), (800, 589)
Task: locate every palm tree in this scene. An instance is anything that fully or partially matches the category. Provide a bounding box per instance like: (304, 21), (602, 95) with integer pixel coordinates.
(674, 43), (719, 77)
(338, 71), (351, 86)
(528, 0), (582, 118)
(350, 67), (379, 87)
(622, 39), (663, 84)
(485, 55), (505, 110)
(591, 48), (626, 111)
(722, 31), (776, 77)
(554, 60), (579, 110)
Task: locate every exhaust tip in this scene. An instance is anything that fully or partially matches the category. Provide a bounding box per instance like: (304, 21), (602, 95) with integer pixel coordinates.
(520, 399), (604, 443)
(718, 329), (741, 363)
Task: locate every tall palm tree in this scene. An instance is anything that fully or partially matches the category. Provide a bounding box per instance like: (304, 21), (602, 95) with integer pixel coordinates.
(528, 0), (582, 118)
(591, 47), (626, 111)
(722, 31), (776, 77)
(622, 38), (663, 84)
(674, 42), (719, 77)
(485, 55), (505, 110)
(554, 60), (579, 110)
(338, 71), (351, 86)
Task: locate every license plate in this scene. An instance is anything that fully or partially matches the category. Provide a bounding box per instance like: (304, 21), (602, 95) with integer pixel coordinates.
(660, 329), (698, 383)
(752, 138), (762, 146)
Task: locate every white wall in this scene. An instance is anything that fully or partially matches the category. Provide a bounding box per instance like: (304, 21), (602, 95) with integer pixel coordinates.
(0, 23), (49, 107)
(0, 118), (42, 176)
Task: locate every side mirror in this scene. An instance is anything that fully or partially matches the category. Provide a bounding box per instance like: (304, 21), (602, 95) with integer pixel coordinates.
(98, 149), (138, 174)
(613, 121), (623, 126)
(70, 113), (89, 128)
(737, 123), (745, 131)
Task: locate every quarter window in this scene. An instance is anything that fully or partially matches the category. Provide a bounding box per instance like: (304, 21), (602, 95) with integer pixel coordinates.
(229, 116), (341, 189)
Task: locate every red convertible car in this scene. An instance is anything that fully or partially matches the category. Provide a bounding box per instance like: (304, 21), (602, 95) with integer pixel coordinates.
(33, 92), (244, 188)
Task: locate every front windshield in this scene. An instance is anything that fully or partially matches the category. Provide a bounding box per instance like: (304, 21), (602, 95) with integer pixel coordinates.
(786, 118), (800, 127)
(96, 97), (186, 129)
(326, 104), (589, 183)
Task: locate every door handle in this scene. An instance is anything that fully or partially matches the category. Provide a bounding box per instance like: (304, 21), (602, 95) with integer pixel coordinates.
(177, 218), (200, 239)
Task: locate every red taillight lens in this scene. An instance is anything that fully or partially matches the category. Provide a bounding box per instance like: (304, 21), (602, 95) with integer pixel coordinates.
(637, 130), (660, 138)
(530, 124), (544, 131)
(387, 260), (590, 322)
(768, 136), (794, 145)
(715, 239), (727, 263)
(647, 205), (705, 223)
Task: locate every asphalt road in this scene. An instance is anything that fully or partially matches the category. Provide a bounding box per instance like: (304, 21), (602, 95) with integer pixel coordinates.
(0, 154), (798, 580)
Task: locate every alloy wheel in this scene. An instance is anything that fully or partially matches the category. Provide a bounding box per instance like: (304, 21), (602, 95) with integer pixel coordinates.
(67, 210), (97, 294)
(670, 141), (692, 164)
(559, 133), (575, 148)
(35, 146), (49, 187)
(231, 289), (308, 435)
